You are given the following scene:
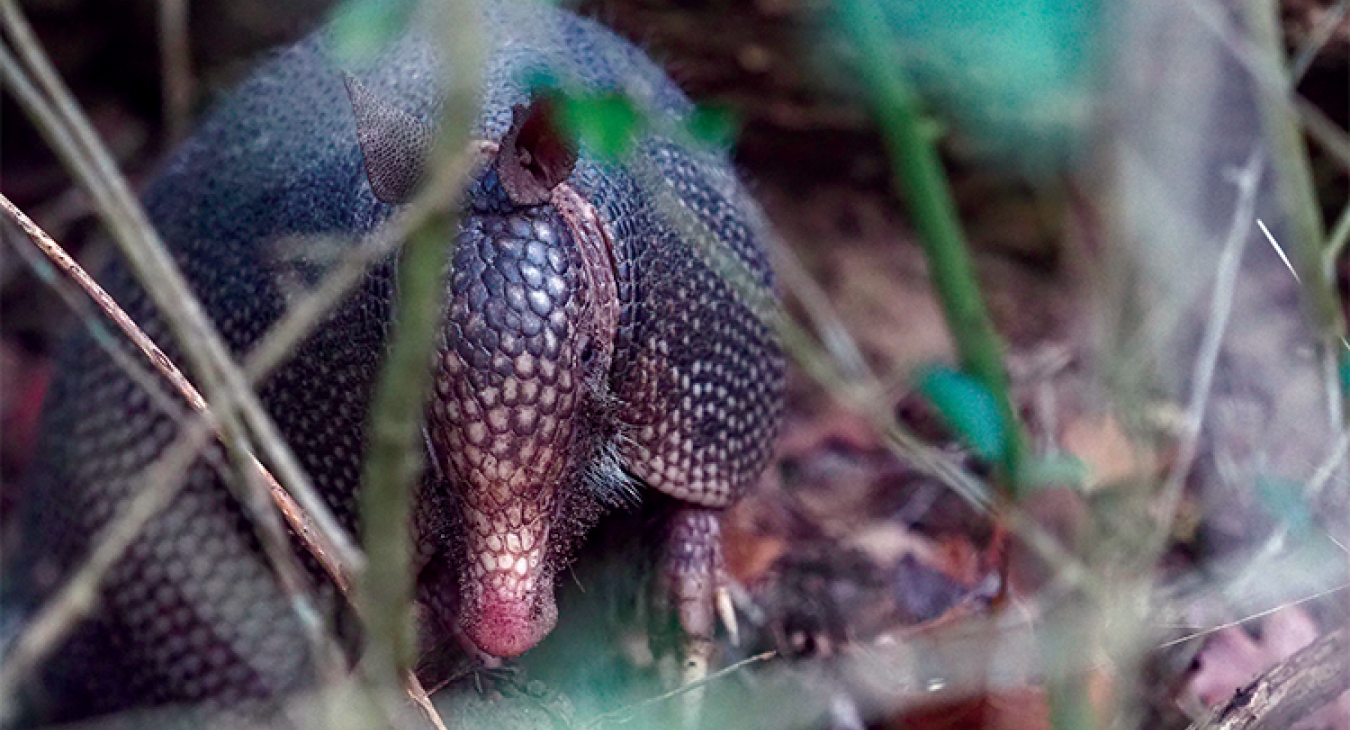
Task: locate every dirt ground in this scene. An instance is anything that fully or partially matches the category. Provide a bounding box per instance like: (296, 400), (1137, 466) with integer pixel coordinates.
(1, 0), (1348, 728)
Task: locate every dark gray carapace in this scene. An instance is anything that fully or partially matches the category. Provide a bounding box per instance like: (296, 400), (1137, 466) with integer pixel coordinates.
(3, 2), (784, 725)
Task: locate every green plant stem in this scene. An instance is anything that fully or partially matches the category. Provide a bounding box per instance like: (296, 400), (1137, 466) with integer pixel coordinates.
(358, 217), (452, 682)
(834, 0), (1026, 489)
(355, 0), (480, 694)
(1242, 0), (1347, 390)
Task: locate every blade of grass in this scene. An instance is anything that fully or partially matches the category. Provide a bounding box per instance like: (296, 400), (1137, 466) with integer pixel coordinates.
(157, 0), (191, 143)
(356, 215), (454, 681)
(1325, 203), (1350, 280)
(354, 0), (482, 690)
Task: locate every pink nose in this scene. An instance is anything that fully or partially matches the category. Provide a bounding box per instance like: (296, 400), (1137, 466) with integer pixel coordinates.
(462, 587), (558, 658)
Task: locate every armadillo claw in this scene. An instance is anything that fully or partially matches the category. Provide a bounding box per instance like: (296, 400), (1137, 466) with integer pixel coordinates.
(717, 584), (739, 647)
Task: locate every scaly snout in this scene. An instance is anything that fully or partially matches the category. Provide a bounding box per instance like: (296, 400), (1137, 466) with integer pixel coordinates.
(429, 183), (593, 657)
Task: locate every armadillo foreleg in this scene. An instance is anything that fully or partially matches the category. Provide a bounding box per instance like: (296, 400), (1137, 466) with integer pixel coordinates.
(655, 506), (737, 703)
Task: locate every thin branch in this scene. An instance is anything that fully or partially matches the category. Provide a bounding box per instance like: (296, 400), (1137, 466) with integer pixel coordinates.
(354, 0), (483, 692)
(1160, 582), (1350, 648)
(0, 193), (204, 413)
(1188, 624), (1350, 730)
(584, 651), (777, 728)
(1325, 202), (1350, 281)
(771, 240), (872, 386)
(357, 214), (453, 682)
(1293, 95), (1350, 173)
(1289, 0), (1349, 81)
(2, 213), (197, 443)
(406, 671), (451, 730)
(1305, 431), (1350, 500)
(770, 240), (994, 510)
(1323, 338), (1347, 428)
(0, 194), (349, 683)
(1156, 151), (1264, 543)
(2, 195), (353, 600)
(157, 0), (191, 143)
(0, 0), (356, 607)
(766, 233), (997, 509)
(1256, 218), (1301, 282)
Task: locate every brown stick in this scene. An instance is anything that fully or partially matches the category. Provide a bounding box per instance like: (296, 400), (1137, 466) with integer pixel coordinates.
(1188, 624), (1350, 730)
(0, 193), (355, 594)
(0, 0), (362, 603)
(0, 197), (455, 728)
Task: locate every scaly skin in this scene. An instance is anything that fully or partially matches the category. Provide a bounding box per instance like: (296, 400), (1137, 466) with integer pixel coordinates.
(3, 2), (784, 725)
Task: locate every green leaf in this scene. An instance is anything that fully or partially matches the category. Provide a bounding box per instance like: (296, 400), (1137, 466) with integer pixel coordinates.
(916, 365), (1007, 462)
(328, 0), (417, 61)
(1254, 476), (1313, 534)
(857, 0), (1102, 179)
(520, 69), (563, 97)
(1018, 453), (1088, 491)
(556, 93), (643, 160)
(686, 104), (739, 148)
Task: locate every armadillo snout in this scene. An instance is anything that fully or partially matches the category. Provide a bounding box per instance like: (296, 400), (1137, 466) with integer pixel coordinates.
(429, 196), (596, 657)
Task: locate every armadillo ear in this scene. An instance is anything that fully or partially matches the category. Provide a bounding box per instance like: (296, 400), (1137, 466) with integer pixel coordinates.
(497, 98), (579, 206)
(343, 73), (433, 205)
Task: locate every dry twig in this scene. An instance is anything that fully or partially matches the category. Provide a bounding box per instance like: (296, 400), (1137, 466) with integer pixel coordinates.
(0, 12), (456, 722)
(0, 0), (361, 587)
(1187, 624), (1350, 730)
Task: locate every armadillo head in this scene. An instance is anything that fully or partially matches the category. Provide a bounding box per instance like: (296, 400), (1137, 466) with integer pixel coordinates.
(347, 79), (624, 658)
(430, 134), (622, 657)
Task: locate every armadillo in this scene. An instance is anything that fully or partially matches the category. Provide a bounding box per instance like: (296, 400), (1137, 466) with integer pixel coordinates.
(4, 2), (784, 725)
